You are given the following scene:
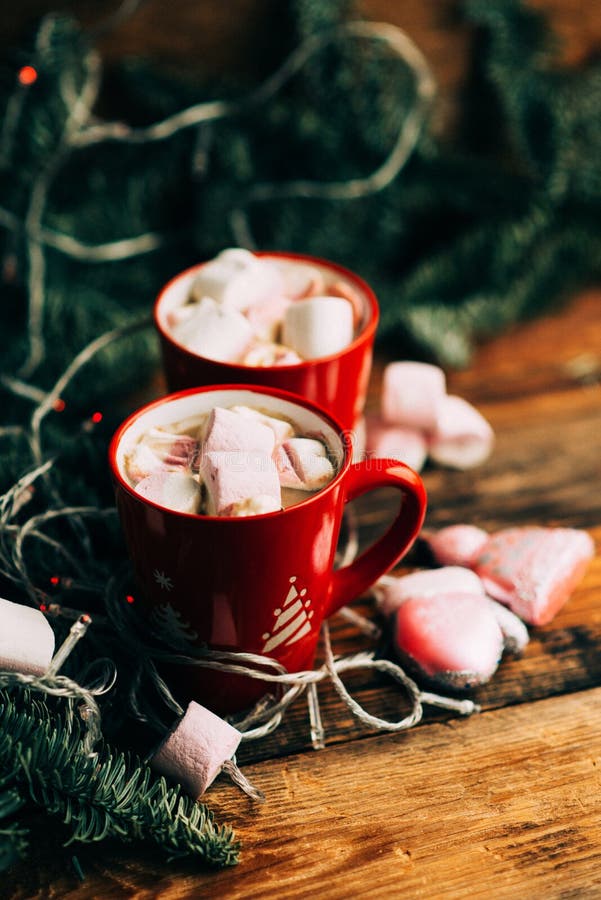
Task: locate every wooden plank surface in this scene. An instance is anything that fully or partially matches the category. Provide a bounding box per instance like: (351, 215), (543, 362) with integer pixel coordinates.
(4, 288), (601, 898)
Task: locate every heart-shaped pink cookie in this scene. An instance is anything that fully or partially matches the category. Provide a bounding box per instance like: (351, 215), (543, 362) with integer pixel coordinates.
(473, 526), (595, 625)
(393, 591), (504, 689)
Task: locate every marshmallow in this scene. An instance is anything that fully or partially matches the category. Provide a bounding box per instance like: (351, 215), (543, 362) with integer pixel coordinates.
(200, 450), (281, 516)
(374, 566), (485, 616)
(134, 471), (201, 514)
(125, 433), (198, 484)
(0, 597), (55, 675)
(166, 303), (197, 330)
(202, 406), (275, 456)
(189, 249), (284, 312)
(246, 294), (291, 342)
(381, 362), (446, 432)
(172, 296), (253, 363)
(229, 406), (294, 446)
(223, 494), (281, 517)
(364, 415), (427, 473)
(473, 526), (595, 625)
(328, 280), (364, 328)
(393, 591), (504, 689)
(150, 701), (241, 798)
(429, 395), (494, 470)
(424, 524), (490, 568)
(276, 262), (325, 299)
(283, 297), (354, 360)
(488, 598), (530, 654)
(281, 438), (335, 490)
(242, 342), (303, 367)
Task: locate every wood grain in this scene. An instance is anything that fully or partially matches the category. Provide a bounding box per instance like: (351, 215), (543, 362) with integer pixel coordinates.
(9, 687), (601, 899)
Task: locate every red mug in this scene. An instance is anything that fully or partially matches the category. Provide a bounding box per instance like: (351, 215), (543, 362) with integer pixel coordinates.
(109, 385), (426, 714)
(153, 252), (379, 432)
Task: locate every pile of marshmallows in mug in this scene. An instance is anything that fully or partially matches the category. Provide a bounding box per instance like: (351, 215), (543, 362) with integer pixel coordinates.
(164, 247), (363, 366)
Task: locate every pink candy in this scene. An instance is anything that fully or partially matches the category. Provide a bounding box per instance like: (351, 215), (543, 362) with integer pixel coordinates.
(150, 701), (241, 798)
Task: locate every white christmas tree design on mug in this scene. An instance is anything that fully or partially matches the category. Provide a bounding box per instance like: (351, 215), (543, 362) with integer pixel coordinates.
(261, 576), (315, 655)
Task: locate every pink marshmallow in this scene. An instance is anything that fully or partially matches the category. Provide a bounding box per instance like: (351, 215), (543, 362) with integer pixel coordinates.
(229, 405), (294, 446)
(150, 701), (241, 798)
(275, 445), (303, 489)
(125, 431), (199, 484)
(246, 294), (291, 342)
(134, 471), (201, 514)
(281, 438), (335, 491)
(381, 362), (446, 431)
(424, 524), (490, 567)
(374, 566), (485, 616)
(393, 591), (504, 688)
(202, 407), (275, 456)
(328, 280), (364, 328)
(276, 262), (325, 299)
(473, 526), (595, 625)
(242, 341), (303, 367)
(364, 414), (427, 473)
(172, 296), (253, 363)
(488, 598), (529, 654)
(200, 450), (281, 516)
(429, 395), (494, 470)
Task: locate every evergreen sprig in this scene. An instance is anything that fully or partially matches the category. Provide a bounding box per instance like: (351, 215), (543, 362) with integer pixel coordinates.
(0, 689), (239, 870)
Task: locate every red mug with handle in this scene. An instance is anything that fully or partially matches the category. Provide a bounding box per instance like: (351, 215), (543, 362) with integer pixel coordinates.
(153, 252), (379, 432)
(109, 385), (426, 714)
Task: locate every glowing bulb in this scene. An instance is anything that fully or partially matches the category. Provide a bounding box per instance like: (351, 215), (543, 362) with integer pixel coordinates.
(91, 411), (103, 424)
(18, 66), (38, 86)
(50, 576), (60, 586)
(53, 398), (66, 412)
(126, 594), (135, 604)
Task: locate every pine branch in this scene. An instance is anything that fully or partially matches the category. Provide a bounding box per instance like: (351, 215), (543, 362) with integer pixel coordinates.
(0, 689), (239, 869)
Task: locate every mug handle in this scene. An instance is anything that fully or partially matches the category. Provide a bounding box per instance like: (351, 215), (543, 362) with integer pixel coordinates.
(326, 459), (427, 617)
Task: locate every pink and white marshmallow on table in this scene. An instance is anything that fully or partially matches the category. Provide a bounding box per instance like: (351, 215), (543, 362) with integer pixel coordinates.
(365, 361), (494, 472)
(0, 596), (55, 675)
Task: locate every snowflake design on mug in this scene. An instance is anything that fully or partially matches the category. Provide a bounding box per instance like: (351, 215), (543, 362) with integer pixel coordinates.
(153, 569), (174, 591)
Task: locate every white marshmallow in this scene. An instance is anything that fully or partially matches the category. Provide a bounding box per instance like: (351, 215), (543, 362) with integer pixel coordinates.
(242, 342), (302, 367)
(229, 406), (294, 446)
(223, 494), (281, 517)
(381, 362), (446, 431)
(190, 249), (284, 312)
(134, 471), (201, 514)
(150, 700), (241, 798)
(200, 450), (281, 516)
(374, 566), (485, 616)
(429, 395), (494, 470)
(282, 296), (354, 360)
(364, 414), (428, 473)
(172, 296), (253, 363)
(281, 438), (334, 491)
(0, 597), (55, 675)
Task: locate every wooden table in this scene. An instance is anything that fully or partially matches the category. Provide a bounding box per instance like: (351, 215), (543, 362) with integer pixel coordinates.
(6, 289), (601, 898)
